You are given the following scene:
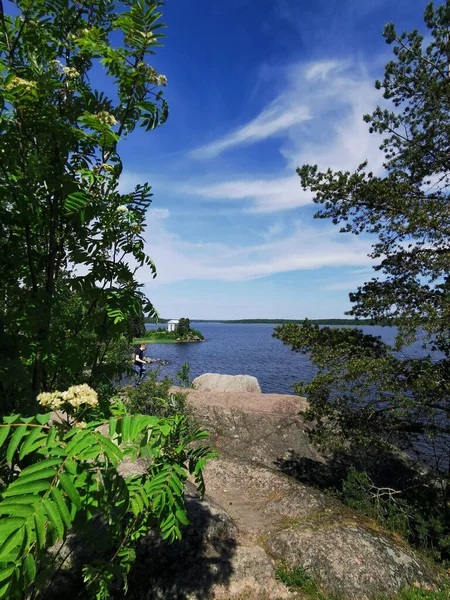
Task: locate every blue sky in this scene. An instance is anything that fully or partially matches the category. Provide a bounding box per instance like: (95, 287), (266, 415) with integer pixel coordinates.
(117, 0), (428, 320)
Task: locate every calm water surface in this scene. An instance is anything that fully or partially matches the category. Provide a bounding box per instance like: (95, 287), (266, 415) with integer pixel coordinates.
(143, 323), (436, 394)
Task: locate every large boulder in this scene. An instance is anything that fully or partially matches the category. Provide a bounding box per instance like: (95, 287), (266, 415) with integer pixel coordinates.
(201, 458), (440, 600)
(266, 511), (438, 599)
(192, 373), (261, 393)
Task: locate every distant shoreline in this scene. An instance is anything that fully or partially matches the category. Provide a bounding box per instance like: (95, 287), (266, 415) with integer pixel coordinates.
(144, 318), (383, 326)
(133, 337), (179, 344)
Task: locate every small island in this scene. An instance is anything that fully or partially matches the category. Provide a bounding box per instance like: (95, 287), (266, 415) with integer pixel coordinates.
(134, 317), (205, 344)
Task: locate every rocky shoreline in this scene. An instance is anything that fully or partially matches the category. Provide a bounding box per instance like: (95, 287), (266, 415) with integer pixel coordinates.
(122, 374), (441, 599)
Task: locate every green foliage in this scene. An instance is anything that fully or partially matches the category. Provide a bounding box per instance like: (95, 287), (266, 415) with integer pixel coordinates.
(177, 318), (191, 337)
(129, 313), (147, 339)
(142, 329), (180, 340)
(0, 392), (215, 599)
(123, 369), (190, 421)
(275, 563), (328, 599)
(177, 363), (192, 388)
(0, 3), (218, 599)
(332, 467), (450, 566)
(274, 2), (450, 568)
(138, 327), (204, 343)
(395, 584), (450, 600)
(189, 328), (205, 340)
(285, 0), (450, 454)
(275, 560), (449, 599)
(0, 0), (169, 405)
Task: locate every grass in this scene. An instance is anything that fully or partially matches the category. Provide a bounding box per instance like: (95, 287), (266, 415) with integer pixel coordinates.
(133, 336), (179, 344)
(274, 562), (449, 600)
(394, 584), (450, 600)
(275, 564), (329, 599)
(134, 327), (205, 345)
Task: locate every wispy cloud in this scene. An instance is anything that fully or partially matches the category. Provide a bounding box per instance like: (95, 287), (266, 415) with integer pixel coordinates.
(305, 59), (350, 81)
(189, 104), (312, 159)
(184, 176), (312, 213)
(180, 59), (385, 213)
(139, 214), (373, 285)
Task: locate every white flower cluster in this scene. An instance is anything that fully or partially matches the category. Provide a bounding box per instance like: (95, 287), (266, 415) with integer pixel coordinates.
(61, 384), (98, 409)
(37, 384), (98, 411)
(137, 63), (167, 86)
(116, 205), (128, 213)
(95, 111), (117, 126)
(62, 66), (80, 79)
(36, 391), (65, 410)
(6, 76), (36, 91)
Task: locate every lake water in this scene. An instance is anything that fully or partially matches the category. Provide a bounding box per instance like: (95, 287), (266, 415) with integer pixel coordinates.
(143, 323), (437, 394)
(142, 323), (448, 467)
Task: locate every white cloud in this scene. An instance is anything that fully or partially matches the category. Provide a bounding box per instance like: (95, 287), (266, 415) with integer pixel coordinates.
(189, 104), (311, 159)
(182, 59), (385, 213)
(150, 208), (170, 219)
(139, 216), (373, 285)
(305, 59), (349, 81)
(185, 176), (312, 213)
(260, 221), (285, 241)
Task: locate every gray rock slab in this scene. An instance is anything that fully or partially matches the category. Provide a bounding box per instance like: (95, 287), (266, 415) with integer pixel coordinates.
(192, 373), (262, 393)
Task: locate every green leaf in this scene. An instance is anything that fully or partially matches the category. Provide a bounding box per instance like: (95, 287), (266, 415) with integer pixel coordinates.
(6, 425), (29, 463)
(159, 423), (171, 437)
(65, 429), (92, 458)
(109, 417), (117, 438)
(0, 504), (34, 518)
(23, 553), (36, 585)
(0, 566), (14, 583)
(9, 468), (56, 488)
(3, 415), (20, 425)
(59, 473), (82, 510)
(0, 527), (25, 560)
(168, 473), (183, 496)
(64, 191), (90, 214)
(20, 458), (61, 477)
(175, 509), (189, 526)
(4, 480), (51, 498)
(0, 580), (11, 599)
(129, 415), (145, 440)
(18, 426), (46, 459)
(0, 517), (25, 539)
(36, 414), (51, 425)
(43, 499), (64, 540)
(0, 426), (10, 449)
(96, 434), (122, 465)
(33, 511), (46, 551)
(50, 487), (72, 528)
(121, 415), (131, 443)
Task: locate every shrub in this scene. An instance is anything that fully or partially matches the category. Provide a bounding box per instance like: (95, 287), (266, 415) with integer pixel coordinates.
(122, 369), (191, 422)
(177, 363), (192, 388)
(0, 385), (215, 599)
(189, 328), (205, 340)
(334, 467), (450, 566)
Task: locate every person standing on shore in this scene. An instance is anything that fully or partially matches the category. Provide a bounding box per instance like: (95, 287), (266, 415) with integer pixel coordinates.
(134, 342), (147, 383)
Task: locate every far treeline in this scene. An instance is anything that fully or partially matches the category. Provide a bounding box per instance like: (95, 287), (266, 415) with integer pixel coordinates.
(144, 317), (381, 325)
